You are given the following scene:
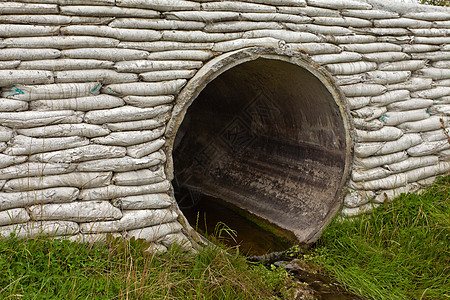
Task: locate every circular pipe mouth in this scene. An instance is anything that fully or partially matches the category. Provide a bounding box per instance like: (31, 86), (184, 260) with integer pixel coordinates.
(166, 48), (352, 244)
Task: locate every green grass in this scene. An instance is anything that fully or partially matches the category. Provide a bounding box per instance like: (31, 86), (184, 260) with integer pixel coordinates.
(311, 175), (449, 300)
(0, 232), (294, 299)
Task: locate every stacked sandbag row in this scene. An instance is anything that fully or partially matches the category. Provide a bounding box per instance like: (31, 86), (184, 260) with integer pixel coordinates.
(0, 0), (449, 245)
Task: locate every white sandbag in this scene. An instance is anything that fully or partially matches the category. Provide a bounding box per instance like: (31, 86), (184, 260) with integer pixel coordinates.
(311, 52), (362, 65)
(435, 21), (450, 28)
(406, 162), (450, 182)
(140, 70), (196, 82)
(205, 21), (283, 33)
(1, 36), (119, 49)
(127, 138), (166, 158)
(378, 60), (427, 71)
(355, 28), (409, 36)
(91, 127), (165, 147)
(144, 242), (167, 254)
(2, 82), (101, 101)
(341, 9), (399, 19)
(346, 96), (370, 110)
(0, 126), (14, 142)
(348, 173), (408, 191)
(106, 116), (169, 132)
(0, 154), (27, 169)
(342, 43), (401, 53)
(364, 71), (410, 85)
(0, 14), (113, 25)
(0, 221), (79, 239)
(80, 180), (171, 201)
(212, 37), (280, 53)
(407, 140), (450, 156)
(31, 95), (125, 112)
(119, 42), (213, 53)
(421, 128), (450, 142)
(373, 184), (419, 204)
(354, 151), (408, 170)
(76, 151), (165, 172)
(352, 118), (384, 131)
(60, 5), (159, 18)
(280, 6), (340, 17)
(362, 52), (410, 63)
(29, 145), (126, 164)
(113, 167), (165, 186)
(0, 98), (28, 112)
(413, 37), (450, 45)
(387, 99), (433, 112)
(314, 16), (371, 27)
(162, 31), (243, 43)
(380, 109), (430, 126)
(341, 203), (377, 216)
(343, 190), (374, 208)
(85, 105), (171, 124)
(147, 50), (213, 61)
(18, 59), (115, 71)
(5, 135), (88, 156)
(0, 61), (20, 69)
(429, 105), (450, 116)
(440, 149), (450, 161)
(409, 28), (450, 37)
(411, 52), (450, 62)
(416, 68), (450, 80)
(355, 134), (422, 158)
(0, 2), (58, 14)
(4, 172), (112, 192)
(398, 116), (449, 133)
(356, 127), (403, 142)
(29, 201), (122, 222)
(402, 44), (440, 53)
(286, 43), (342, 55)
(110, 18), (204, 31)
(126, 222), (183, 243)
(435, 96), (450, 104)
(241, 30), (320, 43)
(340, 84), (387, 97)
(329, 35), (377, 44)
(374, 18), (432, 28)
(0, 161), (76, 180)
(352, 167), (391, 182)
(117, 0), (200, 11)
(433, 61), (450, 69)
(60, 26), (162, 42)
(335, 75), (364, 86)
(113, 193), (172, 210)
(80, 209), (177, 233)
(434, 79), (450, 87)
(351, 106), (387, 121)
(61, 48), (148, 61)
(386, 77), (433, 92)
(0, 70), (54, 86)
(325, 61), (377, 75)
(240, 12), (311, 23)
(55, 70), (138, 84)
(0, 187), (79, 211)
(104, 79), (187, 96)
(0, 24), (59, 38)
(0, 110), (77, 128)
(0, 48), (60, 61)
(0, 208), (30, 226)
(370, 90), (410, 106)
(386, 156), (439, 173)
(0, 143), (6, 152)
(201, 1), (275, 13)
(285, 23), (353, 36)
(307, 0), (371, 9)
(411, 87), (450, 99)
(404, 11), (450, 21)
(163, 11), (240, 22)
(161, 232), (192, 249)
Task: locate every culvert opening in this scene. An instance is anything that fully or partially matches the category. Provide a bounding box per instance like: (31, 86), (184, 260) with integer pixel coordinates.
(172, 57), (349, 254)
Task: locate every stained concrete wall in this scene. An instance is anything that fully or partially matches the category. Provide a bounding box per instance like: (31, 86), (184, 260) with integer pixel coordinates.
(0, 0), (449, 249)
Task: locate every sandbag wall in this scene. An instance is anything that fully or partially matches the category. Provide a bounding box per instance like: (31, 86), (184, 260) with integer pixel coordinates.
(0, 0), (449, 247)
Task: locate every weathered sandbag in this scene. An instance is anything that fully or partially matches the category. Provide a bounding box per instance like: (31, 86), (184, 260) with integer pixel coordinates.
(373, 184), (419, 204)
(140, 70), (196, 82)
(201, 1), (275, 13)
(0, 143), (6, 152)
(435, 96), (450, 104)
(402, 44), (440, 53)
(61, 48), (148, 62)
(335, 75), (364, 86)
(287, 43), (342, 55)
(18, 59), (115, 71)
(0, 2), (58, 14)
(435, 21), (450, 28)
(163, 11), (240, 22)
(386, 77), (433, 92)
(351, 106), (386, 121)
(60, 5), (159, 18)
(354, 134), (422, 158)
(0, 162), (76, 180)
(0, 70), (54, 86)
(76, 151), (165, 172)
(411, 52), (450, 62)
(29, 145), (126, 163)
(325, 61), (377, 75)
(0, 126), (14, 142)
(80, 180), (171, 201)
(5, 135), (88, 156)
(411, 87), (450, 99)
(126, 221), (183, 243)
(307, 0), (371, 9)
(346, 96), (370, 110)
(365, 71), (410, 85)
(421, 128), (450, 142)
(31, 94), (125, 112)
(80, 209), (177, 233)
(104, 80), (187, 96)
(416, 68), (450, 80)
(355, 28), (409, 36)
(279, 6), (340, 17)
(127, 138), (166, 158)
(113, 167), (165, 186)
(55, 70), (138, 84)
(378, 60), (427, 71)
(0, 48), (60, 61)
(340, 9), (399, 19)
(0, 98), (28, 112)
(0, 36), (119, 49)
(241, 30), (320, 43)
(428, 105), (450, 116)
(0, 61), (20, 69)
(343, 190), (374, 208)
(286, 23), (353, 36)
(110, 18), (204, 30)
(60, 26), (162, 42)
(341, 84), (387, 97)
(352, 118), (384, 131)
(0, 14), (113, 25)
(106, 115), (169, 132)
(387, 156), (439, 173)
(212, 37), (280, 52)
(163, 31), (243, 43)
(85, 104), (170, 125)
(112, 193), (172, 210)
(352, 167), (391, 182)
(329, 35), (377, 44)
(0, 24), (59, 37)
(161, 232), (192, 249)
(0, 154), (27, 169)
(440, 149), (450, 161)
(387, 99), (433, 112)
(362, 52), (410, 63)
(404, 11), (450, 21)
(314, 16), (371, 27)
(4, 172), (112, 192)
(380, 109), (430, 126)
(0, 221), (79, 239)
(2, 82), (101, 101)
(0, 110), (78, 128)
(91, 127), (165, 147)
(0, 187), (79, 211)
(407, 140), (450, 156)
(370, 90), (410, 106)
(374, 18), (432, 28)
(355, 127), (403, 142)
(119, 41), (212, 52)
(434, 79), (450, 87)
(413, 37), (450, 45)
(353, 151), (408, 170)
(342, 43), (401, 53)
(0, 208), (30, 226)
(117, 0), (200, 11)
(240, 12), (312, 23)
(432, 61), (450, 69)
(116, 60), (202, 73)
(29, 201), (122, 222)
(398, 116), (449, 133)
(205, 21), (283, 33)
(311, 52), (362, 65)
